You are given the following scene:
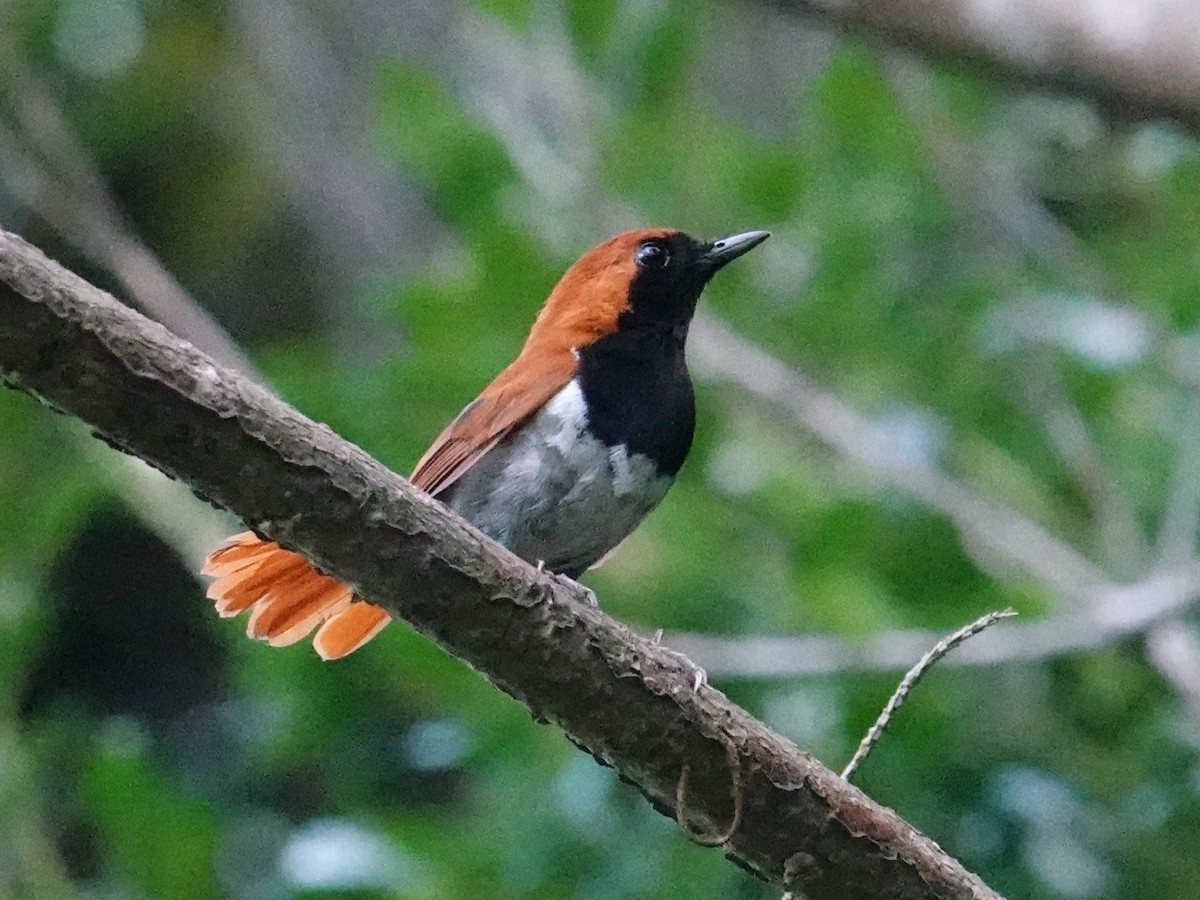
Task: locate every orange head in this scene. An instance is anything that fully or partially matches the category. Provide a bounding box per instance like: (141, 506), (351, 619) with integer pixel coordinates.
(522, 228), (770, 357)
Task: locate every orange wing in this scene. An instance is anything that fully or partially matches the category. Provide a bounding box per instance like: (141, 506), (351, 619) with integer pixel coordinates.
(203, 348), (578, 659)
(410, 349), (577, 494)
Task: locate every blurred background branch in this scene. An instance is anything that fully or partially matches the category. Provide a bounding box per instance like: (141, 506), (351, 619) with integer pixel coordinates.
(672, 563), (1200, 676)
(781, 0), (1200, 133)
(0, 46), (260, 377)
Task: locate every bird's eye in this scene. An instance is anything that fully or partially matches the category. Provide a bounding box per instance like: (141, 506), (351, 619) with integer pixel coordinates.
(636, 242), (669, 270)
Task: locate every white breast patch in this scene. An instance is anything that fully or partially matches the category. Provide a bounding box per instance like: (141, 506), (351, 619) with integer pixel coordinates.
(445, 380), (673, 575)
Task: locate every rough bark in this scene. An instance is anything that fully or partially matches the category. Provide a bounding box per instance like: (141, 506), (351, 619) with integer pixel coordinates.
(0, 228), (999, 899)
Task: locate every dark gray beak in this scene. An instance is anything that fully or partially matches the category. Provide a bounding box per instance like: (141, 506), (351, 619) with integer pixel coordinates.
(704, 230), (771, 270)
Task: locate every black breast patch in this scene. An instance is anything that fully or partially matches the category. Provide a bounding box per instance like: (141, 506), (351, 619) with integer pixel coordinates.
(575, 325), (695, 477)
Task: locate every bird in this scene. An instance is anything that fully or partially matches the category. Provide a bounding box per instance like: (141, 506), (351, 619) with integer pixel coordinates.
(202, 227), (770, 660)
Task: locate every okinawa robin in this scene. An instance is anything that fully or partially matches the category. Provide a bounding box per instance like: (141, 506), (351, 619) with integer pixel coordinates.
(204, 228), (769, 659)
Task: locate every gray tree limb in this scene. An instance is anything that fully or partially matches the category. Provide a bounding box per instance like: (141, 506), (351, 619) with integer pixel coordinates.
(0, 228), (998, 899)
(780, 0), (1200, 133)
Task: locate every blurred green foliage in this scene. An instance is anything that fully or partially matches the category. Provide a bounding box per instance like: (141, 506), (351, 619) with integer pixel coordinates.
(3, 0), (1200, 897)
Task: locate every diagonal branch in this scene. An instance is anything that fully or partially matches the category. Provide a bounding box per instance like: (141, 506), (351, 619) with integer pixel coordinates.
(689, 311), (1111, 602)
(0, 52), (261, 378)
(841, 608), (1018, 782)
(670, 563), (1200, 677)
(774, 0), (1200, 135)
(0, 229), (1000, 898)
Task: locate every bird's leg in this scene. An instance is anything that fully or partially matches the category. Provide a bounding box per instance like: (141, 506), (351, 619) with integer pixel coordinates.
(651, 629), (707, 692)
(537, 560), (599, 606)
(556, 572), (599, 607)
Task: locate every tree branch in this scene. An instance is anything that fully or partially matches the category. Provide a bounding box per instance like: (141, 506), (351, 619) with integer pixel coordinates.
(841, 609), (1017, 782)
(776, 0), (1200, 134)
(0, 51), (262, 378)
(670, 564), (1200, 677)
(689, 312), (1111, 602)
(0, 229), (1000, 897)
(685, 314), (1200, 680)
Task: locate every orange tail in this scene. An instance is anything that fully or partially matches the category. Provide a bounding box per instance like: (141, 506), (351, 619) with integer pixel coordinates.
(202, 532), (391, 659)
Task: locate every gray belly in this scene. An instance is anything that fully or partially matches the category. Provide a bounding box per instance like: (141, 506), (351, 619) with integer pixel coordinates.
(442, 380), (672, 577)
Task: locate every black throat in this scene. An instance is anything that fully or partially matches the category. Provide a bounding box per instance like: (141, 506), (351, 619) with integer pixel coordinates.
(575, 323), (695, 478)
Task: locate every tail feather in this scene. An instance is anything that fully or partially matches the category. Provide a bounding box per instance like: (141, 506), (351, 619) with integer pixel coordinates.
(313, 603), (392, 660)
(201, 533), (277, 576)
(209, 553), (309, 617)
(266, 589), (355, 648)
(252, 578), (353, 641)
(242, 567), (328, 639)
(201, 532), (389, 657)
(236, 563), (316, 619)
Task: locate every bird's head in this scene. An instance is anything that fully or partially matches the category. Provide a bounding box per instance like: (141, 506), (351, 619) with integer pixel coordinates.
(526, 228), (769, 353)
